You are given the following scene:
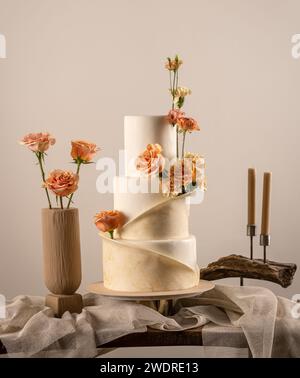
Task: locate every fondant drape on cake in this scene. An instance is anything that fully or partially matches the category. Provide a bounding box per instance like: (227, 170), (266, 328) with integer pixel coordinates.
(101, 193), (199, 291)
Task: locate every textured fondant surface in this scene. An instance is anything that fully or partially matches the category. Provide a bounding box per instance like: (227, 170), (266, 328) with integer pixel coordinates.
(102, 235), (199, 291)
(124, 115), (176, 176)
(129, 235), (197, 268)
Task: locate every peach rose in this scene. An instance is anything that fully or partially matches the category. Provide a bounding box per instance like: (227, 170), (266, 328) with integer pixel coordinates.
(44, 170), (79, 197)
(165, 109), (185, 126)
(178, 117), (200, 133)
(162, 159), (193, 195)
(94, 210), (123, 238)
(71, 140), (100, 162)
(136, 144), (165, 176)
(20, 132), (55, 153)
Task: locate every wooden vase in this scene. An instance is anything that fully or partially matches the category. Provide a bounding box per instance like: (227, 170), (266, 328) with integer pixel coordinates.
(41, 208), (83, 316)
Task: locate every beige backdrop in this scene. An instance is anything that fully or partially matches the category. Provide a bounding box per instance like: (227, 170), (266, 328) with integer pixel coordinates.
(1, 0), (300, 356)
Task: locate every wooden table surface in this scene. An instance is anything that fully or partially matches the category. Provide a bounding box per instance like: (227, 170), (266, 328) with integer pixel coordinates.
(0, 326), (204, 354)
(101, 326), (204, 348)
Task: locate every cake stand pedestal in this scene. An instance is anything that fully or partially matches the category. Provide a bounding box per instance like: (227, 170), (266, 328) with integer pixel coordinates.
(87, 280), (215, 315)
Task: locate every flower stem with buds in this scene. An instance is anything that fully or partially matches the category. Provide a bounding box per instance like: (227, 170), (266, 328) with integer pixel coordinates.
(67, 160), (82, 209)
(36, 152), (52, 209)
(171, 68), (179, 109)
(171, 69), (180, 158)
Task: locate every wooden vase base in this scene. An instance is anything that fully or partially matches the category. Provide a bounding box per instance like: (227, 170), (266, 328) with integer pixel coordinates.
(45, 293), (83, 317)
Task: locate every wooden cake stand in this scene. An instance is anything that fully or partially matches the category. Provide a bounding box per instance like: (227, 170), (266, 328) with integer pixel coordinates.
(87, 280), (215, 315)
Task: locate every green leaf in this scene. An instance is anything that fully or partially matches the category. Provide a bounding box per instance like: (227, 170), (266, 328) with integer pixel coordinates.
(177, 96), (185, 108)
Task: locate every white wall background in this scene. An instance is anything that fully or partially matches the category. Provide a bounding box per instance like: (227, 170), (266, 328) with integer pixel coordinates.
(0, 0), (300, 356)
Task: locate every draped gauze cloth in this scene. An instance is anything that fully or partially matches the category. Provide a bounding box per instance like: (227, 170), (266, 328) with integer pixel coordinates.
(102, 193), (199, 291)
(0, 285), (299, 358)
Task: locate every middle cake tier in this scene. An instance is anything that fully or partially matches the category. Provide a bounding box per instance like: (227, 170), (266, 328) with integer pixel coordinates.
(114, 176), (190, 240)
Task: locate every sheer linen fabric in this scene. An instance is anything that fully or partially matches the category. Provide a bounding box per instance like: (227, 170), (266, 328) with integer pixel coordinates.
(0, 285), (299, 358)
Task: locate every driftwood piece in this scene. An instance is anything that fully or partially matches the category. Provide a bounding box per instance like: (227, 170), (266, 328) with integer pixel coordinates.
(200, 254), (297, 288)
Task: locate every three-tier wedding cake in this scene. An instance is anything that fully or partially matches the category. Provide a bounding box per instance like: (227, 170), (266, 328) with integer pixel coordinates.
(100, 115), (204, 292)
(94, 55), (206, 293)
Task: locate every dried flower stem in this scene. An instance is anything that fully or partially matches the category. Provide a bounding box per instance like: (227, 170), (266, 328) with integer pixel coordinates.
(36, 152), (52, 209)
(60, 196), (63, 209)
(182, 131), (187, 158)
(67, 161), (82, 209)
(176, 125), (179, 158)
(171, 69), (179, 108)
(170, 69), (180, 157)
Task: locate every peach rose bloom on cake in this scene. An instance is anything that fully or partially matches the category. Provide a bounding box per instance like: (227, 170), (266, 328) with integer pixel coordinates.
(165, 109), (185, 126)
(136, 143), (165, 176)
(178, 117), (200, 133)
(20, 132), (56, 153)
(44, 170), (79, 197)
(71, 140), (100, 162)
(94, 210), (123, 238)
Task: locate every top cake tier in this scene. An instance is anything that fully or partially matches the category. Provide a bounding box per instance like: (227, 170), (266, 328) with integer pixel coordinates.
(124, 115), (176, 176)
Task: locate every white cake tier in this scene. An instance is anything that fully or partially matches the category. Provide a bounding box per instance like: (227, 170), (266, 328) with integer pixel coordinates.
(114, 176), (190, 240)
(101, 234), (199, 291)
(124, 115), (176, 176)
(129, 235), (197, 268)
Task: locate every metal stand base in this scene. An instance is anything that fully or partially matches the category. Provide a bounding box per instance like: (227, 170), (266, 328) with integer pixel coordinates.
(240, 225), (256, 286)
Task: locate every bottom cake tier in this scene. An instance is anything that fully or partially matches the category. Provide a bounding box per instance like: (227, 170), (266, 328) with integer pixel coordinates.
(101, 234), (199, 292)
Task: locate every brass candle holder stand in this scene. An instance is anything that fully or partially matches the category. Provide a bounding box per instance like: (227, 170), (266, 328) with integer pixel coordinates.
(201, 217), (296, 288)
(260, 234), (271, 263)
(202, 170), (297, 288)
(247, 224), (256, 260)
(240, 224), (256, 286)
